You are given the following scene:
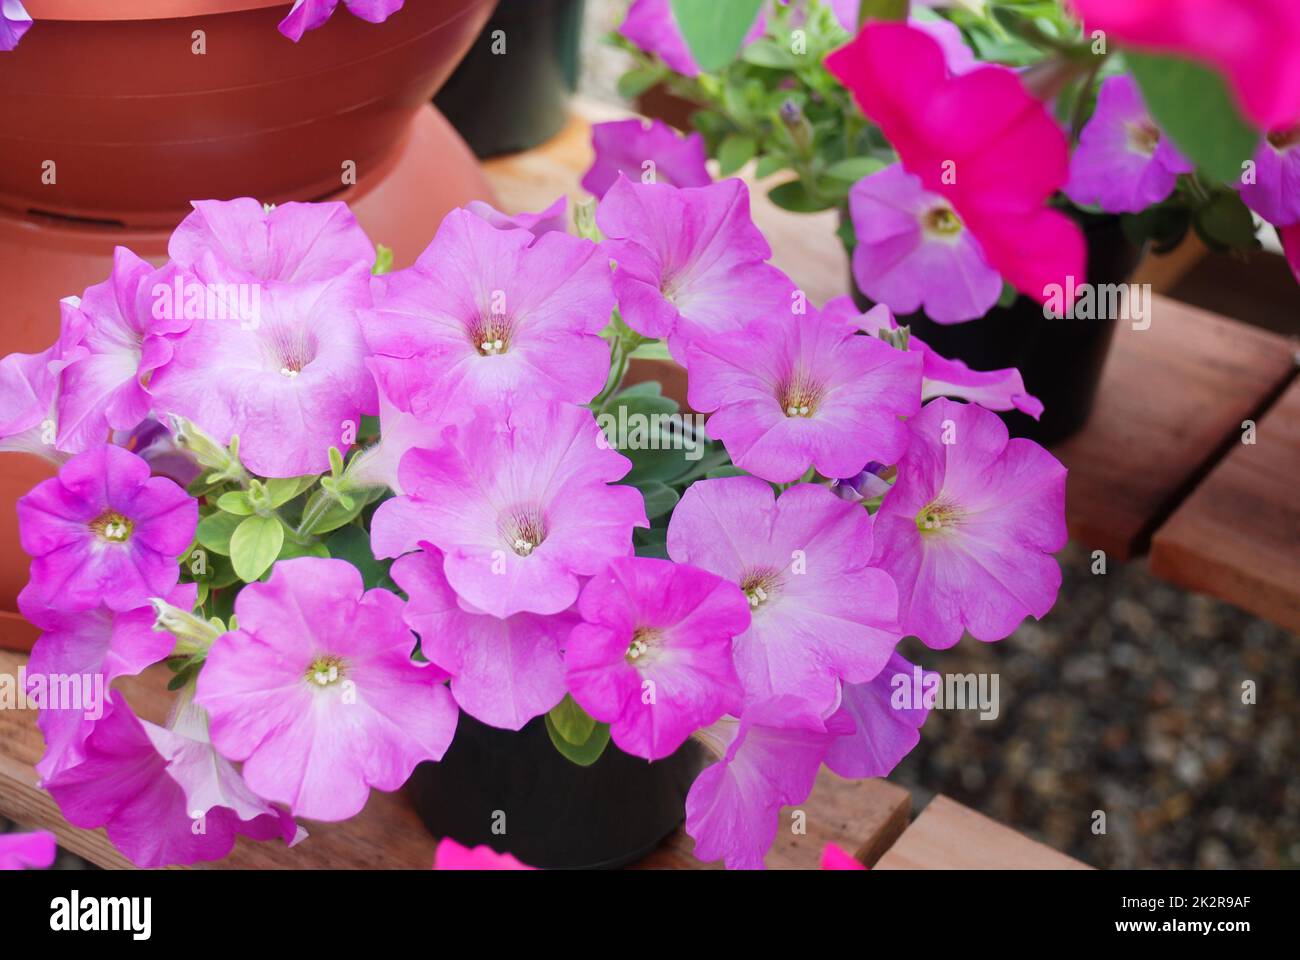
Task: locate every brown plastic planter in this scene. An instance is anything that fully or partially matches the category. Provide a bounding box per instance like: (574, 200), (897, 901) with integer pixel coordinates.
(0, 0), (500, 651)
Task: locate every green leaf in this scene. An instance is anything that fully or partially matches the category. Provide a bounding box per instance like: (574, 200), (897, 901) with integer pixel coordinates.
(823, 156), (887, 182)
(753, 154), (786, 179)
(628, 340), (673, 362)
(277, 538), (330, 562)
(298, 486), (379, 537)
(617, 65), (663, 99)
(767, 179), (834, 212)
(1125, 52), (1259, 184)
(215, 491), (253, 516)
(372, 244), (394, 276)
(1195, 191), (1259, 251)
(229, 514), (284, 583)
(740, 38), (800, 70)
(997, 281), (1019, 309)
(324, 523), (392, 589)
(633, 526), (670, 559)
(264, 475), (317, 508)
(705, 465), (749, 480)
(544, 714), (611, 767)
(195, 510), (244, 556)
(717, 133), (758, 176)
(636, 480), (680, 520)
(856, 0), (908, 24)
(670, 0), (765, 72)
(547, 695), (597, 746)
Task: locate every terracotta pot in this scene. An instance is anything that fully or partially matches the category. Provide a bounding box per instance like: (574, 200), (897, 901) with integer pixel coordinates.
(0, 0), (500, 651)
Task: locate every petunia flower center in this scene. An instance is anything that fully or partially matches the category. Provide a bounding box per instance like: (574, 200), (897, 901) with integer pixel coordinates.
(470, 310), (513, 356)
(1267, 126), (1300, 152)
(740, 567), (782, 609)
(500, 504), (547, 557)
(922, 204), (963, 238)
(89, 510), (133, 543)
(916, 497), (964, 535)
(626, 627), (663, 664)
(776, 369), (824, 419)
(1125, 119), (1161, 157)
(262, 324), (318, 379)
(305, 654), (347, 688)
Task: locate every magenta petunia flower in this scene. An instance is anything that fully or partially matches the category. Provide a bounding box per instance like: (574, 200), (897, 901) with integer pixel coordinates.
(619, 0), (764, 76)
(686, 696), (852, 869)
(565, 556), (749, 760)
(820, 843), (866, 870)
(279, 0), (404, 42)
(117, 417), (202, 487)
(848, 163), (1004, 325)
(391, 547), (576, 731)
(434, 837), (535, 870)
(824, 297), (1043, 418)
(827, 1), (979, 74)
(1282, 223), (1300, 284)
(667, 477), (900, 712)
(54, 249), (190, 453)
(0, 1), (32, 53)
(169, 198), (375, 284)
(1065, 75), (1193, 214)
(827, 22), (1085, 306)
(1239, 127), (1300, 227)
(824, 650), (934, 779)
(0, 831), (55, 871)
(362, 209), (615, 409)
(1071, 0), (1300, 131)
(195, 558), (458, 822)
(17, 445), (197, 616)
(26, 583), (195, 782)
(45, 692), (300, 868)
(686, 305), (921, 483)
(597, 177), (795, 363)
(466, 197), (570, 240)
(371, 403), (648, 618)
(581, 119), (712, 199)
(148, 262), (377, 478)
(870, 398), (1067, 649)
(0, 331), (81, 462)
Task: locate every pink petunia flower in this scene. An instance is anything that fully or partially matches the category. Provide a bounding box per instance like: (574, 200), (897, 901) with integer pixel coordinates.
(117, 418), (202, 488)
(0, 831), (55, 871)
(1065, 75), (1193, 214)
(827, 22), (1086, 306)
(686, 696), (853, 869)
(148, 262), (377, 478)
(195, 558), (457, 822)
(169, 198), (376, 284)
(466, 197), (570, 240)
(824, 650), (935, 779)
(581, 119), (712, 199)
(362, 209), (615, 409)
(371, 403), (648, 618)
(596, 177), (795, 363)
(824, 296), (1044, 418)
(54, 249), (190, 454)
(1070, 0), (1300, 131)
(565, 556), (749, 760)
(434, 837), (535, 870)
(45, 692), (301, 868)
(278, 0), (404, 42)
(390, 547), (576, 731)
(848, 163), (1004, 325)
(0, 0), (31, 53)
(686, 304), (921, 483)
(1239, 127), (1300, 227)
(870, 398), (1067, 649)
(0, 331), (81, 462)
(26, 583), (195, 782)
(820, 842), (867, 870)
(17, 445), (197, 616)
(667, 476), (900, 712)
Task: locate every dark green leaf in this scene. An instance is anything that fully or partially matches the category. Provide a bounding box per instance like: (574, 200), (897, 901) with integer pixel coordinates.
(1195, 191), (1259, 251)
(823, 156), (887, 182)
(547, 695), (597, 746)
(768, 179), (834, 212)
(637, 481), (680, 520)
(617, 65), (663, 99)
(670, 0), (765, 72)
(196, 510), (243, 556)
(324, 523), (392, 590)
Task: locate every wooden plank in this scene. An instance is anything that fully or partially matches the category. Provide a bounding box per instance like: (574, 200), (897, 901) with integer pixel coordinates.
(486, 106), (1297, 563)
(875, 795), (1091, 870)
(1052, 298), (1296, 561)
(1150, 378), (1300, 634)
(0, 650), (909, 869)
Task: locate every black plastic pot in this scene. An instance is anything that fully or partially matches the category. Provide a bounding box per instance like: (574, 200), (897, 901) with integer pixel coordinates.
(408, 712), (705, 869)
(434, 0), (585, 159)
(852, 215), (1144, 446)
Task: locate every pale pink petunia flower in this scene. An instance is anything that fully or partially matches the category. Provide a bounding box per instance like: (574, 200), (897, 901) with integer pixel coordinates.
(371, 403), (648, 619)
(667, 476), (900, 712)
(278, 0), (404, 42)
(1239, 127), (1300, 228)
(466, 197), (570, 240)
(582, 119), (712, 199)
(565, 556), (749, 760)
(0, 1), (32, 53)
(870, 398), (1067, 649)
(195, 557), (458, 822)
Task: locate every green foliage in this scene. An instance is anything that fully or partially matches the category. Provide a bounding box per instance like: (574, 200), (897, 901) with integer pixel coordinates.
(670, 0), (765, 72)
(229, 514), (284, 582)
